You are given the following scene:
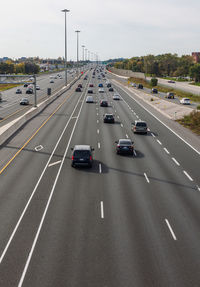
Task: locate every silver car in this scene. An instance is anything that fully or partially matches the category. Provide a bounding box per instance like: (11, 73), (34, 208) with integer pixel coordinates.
(132, 120), (147, 134)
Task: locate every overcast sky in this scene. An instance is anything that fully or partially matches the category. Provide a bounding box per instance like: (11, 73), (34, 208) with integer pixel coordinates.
(0, 0), (200, 61)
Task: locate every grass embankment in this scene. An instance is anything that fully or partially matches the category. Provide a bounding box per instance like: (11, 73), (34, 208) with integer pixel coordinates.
(0, 83), (19, 92)
(190, 82), (200, 87)
(128, 77), (200, 103)
(177, 111), (200, 135)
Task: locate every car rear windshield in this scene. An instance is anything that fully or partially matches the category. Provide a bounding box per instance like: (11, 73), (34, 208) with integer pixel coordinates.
(136, 122), (147, 127)
(119, 141), (131, 145)
(73, 150), (90, 158)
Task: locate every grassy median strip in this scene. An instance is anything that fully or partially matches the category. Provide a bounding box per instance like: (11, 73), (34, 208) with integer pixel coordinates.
(177, 111), (200, 135)
(128, 77), (200, 103)
(0, 83), (19, 92)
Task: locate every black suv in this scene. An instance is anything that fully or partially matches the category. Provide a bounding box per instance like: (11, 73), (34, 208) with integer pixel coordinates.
(137, 84), (143, 89)
(103, 114), (115, 123)
(71, 145), (94, 168)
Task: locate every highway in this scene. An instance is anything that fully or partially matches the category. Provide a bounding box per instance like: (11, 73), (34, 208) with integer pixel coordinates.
(0, 69), (77, 126)
(0, 67), (200, 286)
(109, 72), (200, 109)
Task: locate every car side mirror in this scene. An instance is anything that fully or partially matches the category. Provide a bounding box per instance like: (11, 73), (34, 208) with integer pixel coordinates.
(132, 141), (134, 144)
(71, 147), (73, 150)
(115, 141), (118, 143)
(91, 148), (95, 151)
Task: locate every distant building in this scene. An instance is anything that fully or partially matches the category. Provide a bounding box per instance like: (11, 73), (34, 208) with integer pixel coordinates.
(192, 52), (200, 63)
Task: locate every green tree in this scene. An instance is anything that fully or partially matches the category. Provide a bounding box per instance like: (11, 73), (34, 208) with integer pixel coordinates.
(189, 64), (200, 82)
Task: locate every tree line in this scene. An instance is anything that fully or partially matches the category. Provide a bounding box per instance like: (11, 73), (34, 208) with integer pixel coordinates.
(0, 61), (40, 75)
(112, 54), (200, 82)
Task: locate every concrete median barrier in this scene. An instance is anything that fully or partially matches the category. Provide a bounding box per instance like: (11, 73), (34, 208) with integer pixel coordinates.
(0, 73), (83, 146)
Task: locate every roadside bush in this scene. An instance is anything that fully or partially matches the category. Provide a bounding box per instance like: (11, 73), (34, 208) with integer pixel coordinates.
(197, 105), (200, 110)
(177, 110), (200, 135)
(150, 78), (158, 87)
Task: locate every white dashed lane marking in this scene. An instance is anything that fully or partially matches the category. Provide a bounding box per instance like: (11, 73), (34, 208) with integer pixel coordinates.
(144, 173), (150, 183)
(164, 148), (170, 154)
(172, 157), (180, 166)
(183, 170), (193, 182)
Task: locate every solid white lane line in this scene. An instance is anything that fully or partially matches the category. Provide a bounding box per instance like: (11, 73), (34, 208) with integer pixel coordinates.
(99, 163), (102, 174)
(165, 219), (177, 241)
(183, 170), (193, 182)
(48, 160), (62, 167)
(35, 145), (43, 152)
(164, 148), (170, 154)
(126, 134), (129, 138)
(133, 150), (137, 156)
(157, 139), (162, 145)
(172, 157), (180, 166)
(97, 129), (99, 134)
(101, 201), (104, 218)
(18, 79), (89, 287)
(98, 142), (101, 149)
(121, 123), (123, 127)
(97, 119), (99, 124)
(0, 88), (86, 265)
(144, 173), (150, 183)
(151, 132), (155, 138)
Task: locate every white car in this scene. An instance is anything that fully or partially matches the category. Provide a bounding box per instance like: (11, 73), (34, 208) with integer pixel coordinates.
(98, 88), (104, 93)
(36, 85), (40, 90)
(180, 98), (190, 105)
(86, 96), (94, 103)
(113, 94), (120, 100)
(50, 80), (54, 83)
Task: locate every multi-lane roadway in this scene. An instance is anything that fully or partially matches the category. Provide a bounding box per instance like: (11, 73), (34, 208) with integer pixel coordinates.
(0, 69), (77, 126)
(0, 67), (200, 286)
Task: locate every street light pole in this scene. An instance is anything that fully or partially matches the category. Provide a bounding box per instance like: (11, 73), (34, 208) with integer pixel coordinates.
(61, 9), (70, 86)
(82, 45), (85, 70)
(75, 30), (80, 75)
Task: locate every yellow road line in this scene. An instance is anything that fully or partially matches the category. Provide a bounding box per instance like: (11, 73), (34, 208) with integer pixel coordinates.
(0, 107), (29, 123)
(0, 92), (72, 175)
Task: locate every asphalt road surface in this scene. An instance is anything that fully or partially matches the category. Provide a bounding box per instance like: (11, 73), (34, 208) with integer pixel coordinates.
(0, 69), (78, 126)
(0, 67), (200, 287)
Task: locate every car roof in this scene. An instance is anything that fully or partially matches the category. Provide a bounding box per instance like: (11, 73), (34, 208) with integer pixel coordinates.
(73, 145), (91, 150)
(105, 113), (114, 116)
(134, 120), (146, 124)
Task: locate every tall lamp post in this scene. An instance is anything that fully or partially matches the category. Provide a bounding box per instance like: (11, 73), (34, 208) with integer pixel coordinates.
(82, 45), (85, 70)
(75, 30), (80, 75)
(61, 9), (70, 86)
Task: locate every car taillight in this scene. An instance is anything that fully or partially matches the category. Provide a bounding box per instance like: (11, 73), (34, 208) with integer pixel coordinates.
(72, 156), (74, 160)
(90, 156), (92, 161)
(117, 145), (120, 148)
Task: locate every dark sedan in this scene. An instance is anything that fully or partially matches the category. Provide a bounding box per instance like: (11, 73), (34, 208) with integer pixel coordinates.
(100, 100), (108, 107)
(115, 139), (134, 155)
(103, 114), (115, 123)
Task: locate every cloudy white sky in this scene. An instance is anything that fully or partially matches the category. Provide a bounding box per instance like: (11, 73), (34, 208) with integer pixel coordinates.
(0, 0), (200, 60)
